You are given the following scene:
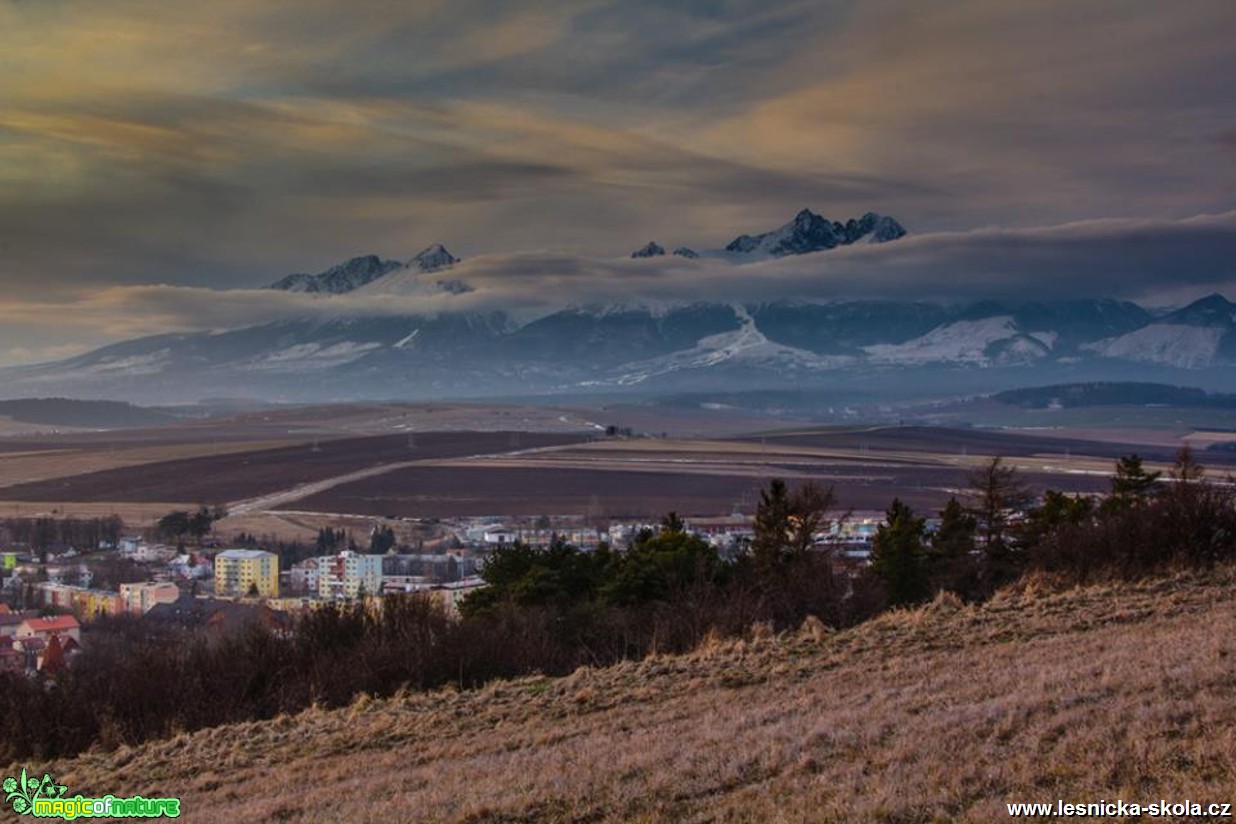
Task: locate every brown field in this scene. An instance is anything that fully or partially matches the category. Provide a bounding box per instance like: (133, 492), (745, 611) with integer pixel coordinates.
(0, 401), (604, 493)
(287, 425), (1193, 518)
(291, 465), (771, 518)
(0, 432), (584, 506)
(292, 461), (1109, 517)
(0, 439), (299, 489)
(30, 567), (1236, 822)
(2, 413), (1230, 521)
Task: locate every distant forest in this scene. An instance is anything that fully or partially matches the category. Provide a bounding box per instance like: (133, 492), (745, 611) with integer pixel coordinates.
(0, 398), (178, 428)
(994, 382), (1236, 410)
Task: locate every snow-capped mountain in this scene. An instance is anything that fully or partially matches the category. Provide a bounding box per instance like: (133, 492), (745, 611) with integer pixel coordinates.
(865, 316), (1053, 367)
(604, 305), (855, 386)
(724, 209), (906, 257)
(269, 245), (460, 295)
(3, 294), (1232, 404)
(409, 243), (459, 273)
(631, 242), (666, 258)
(270, 255), (404, 294)
(1081, 294), (1236, 369)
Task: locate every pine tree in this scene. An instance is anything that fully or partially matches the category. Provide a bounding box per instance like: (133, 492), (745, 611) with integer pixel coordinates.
(872, 499), (929, 606)
(1105, 454), (1162, 512)
(929, 497), (977, 595)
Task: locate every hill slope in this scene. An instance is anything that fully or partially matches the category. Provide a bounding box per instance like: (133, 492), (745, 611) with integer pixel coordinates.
(28, 571), (1236, 822)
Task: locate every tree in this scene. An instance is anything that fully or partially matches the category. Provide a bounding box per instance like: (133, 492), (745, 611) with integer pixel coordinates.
(187, 506), (216, 546)
(1020, 489), (1094, 550)
(601, 529), (720, 607)
(1104, 454), (1161, 512)
(369, 525), (397, 554)
(967, 457), (1032, 590)
(751, 479), (838, 566)
(752, 479), (793, 567)
(1157, 445), (1231, 567)
(247, 581), (260, 598)
(929, 497), (977, 595)
(157, 510), (192, 548)
(870, 499), (929, 606)
(660, 511), (686, 534)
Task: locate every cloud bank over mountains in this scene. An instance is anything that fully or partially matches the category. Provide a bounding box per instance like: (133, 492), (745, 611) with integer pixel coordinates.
(1, 211), (1232, 364)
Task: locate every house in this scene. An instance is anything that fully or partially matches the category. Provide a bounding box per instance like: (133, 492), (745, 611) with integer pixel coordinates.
(482, 527), (516, 546)
(0, 636), (22, 672)
(17, 615), (82, 645)
(142, 594), (290, 636)
(168, 553), (212, 580)
(0, 611), (33, 639)
(120, 542), (175, 564)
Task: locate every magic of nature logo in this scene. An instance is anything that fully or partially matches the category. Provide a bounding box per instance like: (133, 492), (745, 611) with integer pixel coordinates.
(3, 768), (180, 819)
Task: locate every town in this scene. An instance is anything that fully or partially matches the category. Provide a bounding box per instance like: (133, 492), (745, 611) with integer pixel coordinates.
(0, 503), (908, 676)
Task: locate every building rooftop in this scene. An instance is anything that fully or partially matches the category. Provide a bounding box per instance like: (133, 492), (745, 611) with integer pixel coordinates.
(20, 615), (81, 634)
(216, 549), (276, 560)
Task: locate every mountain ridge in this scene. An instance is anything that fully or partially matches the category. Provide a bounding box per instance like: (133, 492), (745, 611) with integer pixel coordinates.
(1, 294), (1232, 404)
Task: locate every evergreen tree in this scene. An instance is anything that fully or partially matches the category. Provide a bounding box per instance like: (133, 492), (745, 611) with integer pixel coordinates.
(660, 511), (686, 534)
(752, 479), (837, 565)
(929, 497), (977, 595)
(1021, 489), (1094, 550)
(1104, 454), (1162, 512)
(871, 498), (930, 606)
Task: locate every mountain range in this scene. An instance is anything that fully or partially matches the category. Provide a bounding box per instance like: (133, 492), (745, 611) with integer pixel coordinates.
(2, 209), (1233, 404)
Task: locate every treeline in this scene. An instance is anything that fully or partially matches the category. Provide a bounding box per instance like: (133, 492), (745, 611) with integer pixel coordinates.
(1, 449), (1232, 763)
(0, 515), (124, 554)
(868, 447), (1236, 605)
(994, 382), (1236, 410)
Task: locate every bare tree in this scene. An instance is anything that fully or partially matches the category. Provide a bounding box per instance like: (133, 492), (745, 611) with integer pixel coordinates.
(967, 456), (1032, 589)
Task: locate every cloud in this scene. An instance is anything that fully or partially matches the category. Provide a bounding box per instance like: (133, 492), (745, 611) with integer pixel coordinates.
(0, 212), (1230, 366)
(0, 0), (1232, 312)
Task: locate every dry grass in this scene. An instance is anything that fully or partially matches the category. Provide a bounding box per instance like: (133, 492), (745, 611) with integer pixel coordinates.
(21, 569), (1236, 822)
(0, 500), (193, 526)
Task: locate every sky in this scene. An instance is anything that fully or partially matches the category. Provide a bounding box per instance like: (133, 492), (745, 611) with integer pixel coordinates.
(0, 0), (1234, 364)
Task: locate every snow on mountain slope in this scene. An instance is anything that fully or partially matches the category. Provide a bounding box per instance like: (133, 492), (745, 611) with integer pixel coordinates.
(863, 317), (1052, 366)
(1081, 324), (1226, 369)
(607, 305), (854, 385)
(408, 243), (459, 273)
(355, 244), (469, 297)
(243, 341), (384, 372)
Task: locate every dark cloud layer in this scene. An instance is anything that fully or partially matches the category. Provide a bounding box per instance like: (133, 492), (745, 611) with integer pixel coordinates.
(0, 0), (1233, 362)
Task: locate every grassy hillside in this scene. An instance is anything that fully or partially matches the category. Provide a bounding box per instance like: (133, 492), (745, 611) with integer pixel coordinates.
(21, 569), (1236, 823)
